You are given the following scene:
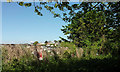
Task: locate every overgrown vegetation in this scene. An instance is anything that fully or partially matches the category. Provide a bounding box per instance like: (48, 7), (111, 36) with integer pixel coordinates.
(2, 50), (120, 72)
(2, 42), (120, 72)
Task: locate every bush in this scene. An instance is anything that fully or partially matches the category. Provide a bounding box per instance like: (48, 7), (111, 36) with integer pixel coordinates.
(2, 54), (120, 72)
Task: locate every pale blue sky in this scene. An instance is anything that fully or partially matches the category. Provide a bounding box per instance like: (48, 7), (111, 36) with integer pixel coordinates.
(2, 2), (68, 44)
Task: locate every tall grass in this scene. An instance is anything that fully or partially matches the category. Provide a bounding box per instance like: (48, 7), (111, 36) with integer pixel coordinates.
(1, 43), (120, 72)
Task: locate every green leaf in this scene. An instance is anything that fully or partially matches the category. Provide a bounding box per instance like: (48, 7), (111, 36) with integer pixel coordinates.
(35, 8), (39, 13)
(54, 3), (58, 8)
(19, 2), (24, 6)
(63, 13), (67, 16)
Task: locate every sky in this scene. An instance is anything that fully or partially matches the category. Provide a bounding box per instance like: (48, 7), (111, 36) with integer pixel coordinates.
(2, 2), (68, 44)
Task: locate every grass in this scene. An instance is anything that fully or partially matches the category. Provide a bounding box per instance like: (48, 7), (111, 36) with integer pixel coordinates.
(1, 43), (120, 72)
(2, 55), (120, 72)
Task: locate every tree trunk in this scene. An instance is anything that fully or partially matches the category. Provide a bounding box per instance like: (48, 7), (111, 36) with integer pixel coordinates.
(76, 48), (80, 58)
(34, 45), (40, 60)
(99, 34), (106, 55)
